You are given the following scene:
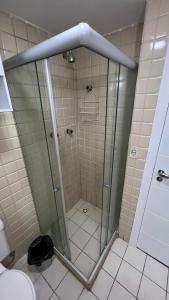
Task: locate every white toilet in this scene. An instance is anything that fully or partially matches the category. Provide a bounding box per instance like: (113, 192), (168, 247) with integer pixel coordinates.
(0, 219), (36, 300)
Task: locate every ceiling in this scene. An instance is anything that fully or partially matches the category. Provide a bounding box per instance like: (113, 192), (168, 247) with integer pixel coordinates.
(0, 0), (146, 34)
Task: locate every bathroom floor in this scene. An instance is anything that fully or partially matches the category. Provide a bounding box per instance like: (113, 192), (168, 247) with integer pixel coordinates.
(66, 199), (101, 277)
(14, 238), (169, 300)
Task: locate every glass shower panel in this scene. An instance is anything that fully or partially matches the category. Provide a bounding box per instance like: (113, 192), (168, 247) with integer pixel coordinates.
(35, 59), (70, 258)
(107, 64), (137, 241)
(43, 48), (109, 277)
(6, 62), (68, 255)
(100, 61), (120, 251)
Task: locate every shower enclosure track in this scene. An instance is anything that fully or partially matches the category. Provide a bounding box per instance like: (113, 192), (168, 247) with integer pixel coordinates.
(54, 230), (118, 289)
(3, 22), (137, 71)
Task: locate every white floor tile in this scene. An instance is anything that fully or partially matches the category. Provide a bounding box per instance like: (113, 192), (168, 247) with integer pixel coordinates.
(14, 254), (27, 270)
(88, 208), (101, 224)
(83, 237), (100, 262)
(124, 246), (146, 272)
(93, 226), (101, 241)
(81, 217), (99, 235)
(116, 261), (142, 296)
(22, 264), (41, 283)
(42, 258), (67, 290)
(71, 228), (91, 250)
(74, 252), (95, 277)
(56, 272), (83, 300)
(67, 219), (78, 237)
(108, 281), (135, 300)
(79, 289), (98, 300)
(167, 293), (169, 300)
(50, 293), (60, 300)
(138, 276), (166, 300)
(70, 210), (88, 226)
(103, 251), (121, 278)
(111, 238), (128, 258)
(66, 206), (78, 219)
(144, 256), (168, 290)
(70, 241), (81, 262)
(74, 199), (86, 210)
(92, 269), (114, 300)
(34, 275), (53, 300)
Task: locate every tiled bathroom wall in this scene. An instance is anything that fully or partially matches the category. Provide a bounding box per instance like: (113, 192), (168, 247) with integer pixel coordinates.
(48, 55), (81, 212)
(75, 48), (108, 208)
(119, 0), (169, 241)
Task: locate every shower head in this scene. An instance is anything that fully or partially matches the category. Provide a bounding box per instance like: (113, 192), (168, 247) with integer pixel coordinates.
(63, 50), (75, 63)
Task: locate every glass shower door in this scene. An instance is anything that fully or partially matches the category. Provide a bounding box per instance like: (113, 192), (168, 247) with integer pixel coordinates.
(100, 60), (120, 251)
(101, 62), (137, 249)
(6, 61), (69, 257)
(107, 65), (137, 241)
(35, 59), (71, 259)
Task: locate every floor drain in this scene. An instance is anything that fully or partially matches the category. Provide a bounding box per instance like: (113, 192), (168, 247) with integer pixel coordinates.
(83, 208), (88, 214)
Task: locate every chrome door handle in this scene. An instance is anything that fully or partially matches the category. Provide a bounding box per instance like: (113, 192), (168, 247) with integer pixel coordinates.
(157, 169), (169, 181)
(104, 184), (112, 189)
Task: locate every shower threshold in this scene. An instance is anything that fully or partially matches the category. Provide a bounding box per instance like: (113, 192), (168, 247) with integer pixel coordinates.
(54, 229), (117, 288)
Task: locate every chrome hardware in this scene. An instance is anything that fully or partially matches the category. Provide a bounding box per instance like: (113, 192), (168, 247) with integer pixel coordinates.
(104, 184), (112, 189)
(54, 187), (60, 192)
(66, 128), (73, 136)
(86, 84), (93, 92)
(156, 169), (169, 182)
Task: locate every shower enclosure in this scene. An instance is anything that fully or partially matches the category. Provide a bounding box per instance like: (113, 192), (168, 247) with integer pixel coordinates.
(4, 23), (137, 287)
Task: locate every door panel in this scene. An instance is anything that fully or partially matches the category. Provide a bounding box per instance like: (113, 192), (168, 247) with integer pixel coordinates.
(138, 232), (169, 265)
(147, 186), (169, 219)
(138, 106), (169, 266)
(141, 211), (169, 244)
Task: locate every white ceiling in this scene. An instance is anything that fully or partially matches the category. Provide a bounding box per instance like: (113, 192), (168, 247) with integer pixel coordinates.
(0, 0), (146, 34)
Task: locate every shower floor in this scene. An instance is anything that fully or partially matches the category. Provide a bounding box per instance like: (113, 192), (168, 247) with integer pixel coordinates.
(66, 199), (102, 277)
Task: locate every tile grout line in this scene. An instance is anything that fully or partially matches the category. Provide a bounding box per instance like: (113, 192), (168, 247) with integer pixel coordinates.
(40, 261), (69, 298)
(105, 242), (129, 300)
(112, 244), (143, 299)
(68, 215), (100, 242)
(116, 251), (168, 293)
(136, 254), (147, 299)
(67, 199), (102, 276)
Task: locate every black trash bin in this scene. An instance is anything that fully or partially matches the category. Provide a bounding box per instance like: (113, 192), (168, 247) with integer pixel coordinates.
(28, 235), (54, 271)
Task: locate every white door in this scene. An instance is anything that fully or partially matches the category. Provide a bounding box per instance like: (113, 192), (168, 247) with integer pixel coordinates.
(137, 105), (169, 266)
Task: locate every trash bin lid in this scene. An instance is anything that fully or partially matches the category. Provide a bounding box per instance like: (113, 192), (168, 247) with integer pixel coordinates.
(0, 269), (36, 300)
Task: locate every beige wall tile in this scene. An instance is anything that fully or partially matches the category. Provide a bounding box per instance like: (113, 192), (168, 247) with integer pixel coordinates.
(156, 14), (169, 38)
(0, 12), (14, 34)
(16, 37), (29, 52)
(119, 0), (169, 241)
(1, 32), (17, 52)
(13, 18), (27, 39)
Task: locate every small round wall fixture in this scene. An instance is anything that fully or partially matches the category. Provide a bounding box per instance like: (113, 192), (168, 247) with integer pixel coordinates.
(66, 128), (73, 136)
(86, 84), (93, 92)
